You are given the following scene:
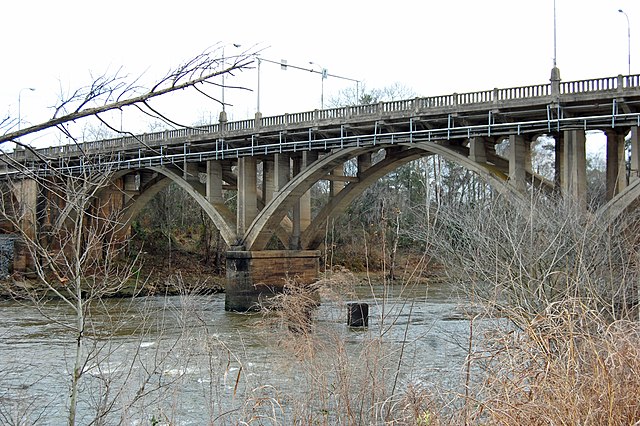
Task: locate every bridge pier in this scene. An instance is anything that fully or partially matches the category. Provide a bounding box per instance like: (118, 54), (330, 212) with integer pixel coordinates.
(11, 179), (38, 271)
(605, 129), (627, 199)
(562, 130), (587, 207)
(225, 249), (320, 311)
(629, 126), (640, 183)
(508, 135), (530, 192)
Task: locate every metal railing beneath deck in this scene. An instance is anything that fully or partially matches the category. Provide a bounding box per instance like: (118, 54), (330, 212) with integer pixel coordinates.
(12, 111), (640, 179)
(19, 73), (640, 161)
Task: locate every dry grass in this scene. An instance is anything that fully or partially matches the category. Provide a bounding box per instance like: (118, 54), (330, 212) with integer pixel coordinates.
(467, 302), (640, 425)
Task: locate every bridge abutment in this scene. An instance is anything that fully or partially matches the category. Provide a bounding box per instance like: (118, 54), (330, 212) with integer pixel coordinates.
(225, 249), (320, 311)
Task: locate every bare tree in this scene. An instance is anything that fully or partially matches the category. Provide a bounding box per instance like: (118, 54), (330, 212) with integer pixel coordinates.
(0, 44), (256, 157)
(0, 45), (257, 424)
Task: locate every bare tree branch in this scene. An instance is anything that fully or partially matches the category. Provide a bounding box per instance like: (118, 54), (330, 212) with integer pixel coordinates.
(1, 47), (256, 145)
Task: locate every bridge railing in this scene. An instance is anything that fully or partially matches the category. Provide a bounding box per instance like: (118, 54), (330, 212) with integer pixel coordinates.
(560, 76), (619, 94)
(7, 73), (640, 163)
(497, 84), (550, 100)
(455, 90), (494, 104)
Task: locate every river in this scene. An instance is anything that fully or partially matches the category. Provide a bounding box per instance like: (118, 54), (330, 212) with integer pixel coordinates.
(0, 279), (481, 425)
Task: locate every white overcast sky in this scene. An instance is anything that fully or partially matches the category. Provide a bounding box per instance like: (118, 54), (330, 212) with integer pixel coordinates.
(1, 0), (638, 151)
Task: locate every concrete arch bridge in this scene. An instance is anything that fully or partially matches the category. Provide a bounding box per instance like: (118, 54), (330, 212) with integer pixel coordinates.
(3, 69), (640, 310)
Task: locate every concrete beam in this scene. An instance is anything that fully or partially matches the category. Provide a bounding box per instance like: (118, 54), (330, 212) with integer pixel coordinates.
(563, 130), (587, 207)
(508, 134), (529, 192)
(206, 160), (223, 204)
(469, 136), (488, 163)
(605, 129), (627, 200)
(630, 126), (639, 183)
(237, 157), (258, 235)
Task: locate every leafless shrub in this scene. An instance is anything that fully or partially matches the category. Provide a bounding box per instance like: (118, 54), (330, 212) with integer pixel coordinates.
(466, 303), (640, 425)
(414, 192), (639, 326)
(255, 269), (442, 425)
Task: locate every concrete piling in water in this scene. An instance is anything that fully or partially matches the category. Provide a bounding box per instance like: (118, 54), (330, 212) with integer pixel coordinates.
(347, 302), (369, 327)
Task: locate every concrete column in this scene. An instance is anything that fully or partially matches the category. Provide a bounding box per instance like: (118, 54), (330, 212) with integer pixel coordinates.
(605, 129), (627, 200)
(289, 152), (316, 249)
(357, 153), (372, 176)
(262, 158), (275, 203)
(273, 153), (290, 193)
(290, 156), (303, 249)
(508, 134), (529, 192)
(554, 133), (564, 192)
(563, 130), (587, 206)
(330, 164), (345, 197)
(237, 157), (257, 235)
(183, 162), (200, 182)
(206, 160), (223, 204)
(13, 179), (38, 271)
(469, 137), (488, 163)
(300, 151), (315, 230)
(629, 126), (639, 183)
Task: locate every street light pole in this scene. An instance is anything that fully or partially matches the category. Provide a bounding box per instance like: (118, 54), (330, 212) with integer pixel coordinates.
(220, 43), (241, 121)
(256, 56), (262, 114)
(309, 62), (327, 109)
(258, 58), (360, 110)
(18, 87), (36, 132)
(619, 9), (631, 75)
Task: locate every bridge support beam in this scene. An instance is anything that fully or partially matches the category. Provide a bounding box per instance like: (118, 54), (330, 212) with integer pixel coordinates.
(290, 152), (315, 249)
(358, 153), (372, 175)
(225, 249), (320, 311)
(606, 129), (627, 200)
(508, 135), (530, 192)
(629, 126), (640, 183)
(554, 133), (564, 192)
(206, 160), (223, 204)
(330, 164), (345, 197)
(12, 179), (38, 271)
(237, 157), (257, 234)
(563, 130), (587, 207)
(469, 137), (488, 163)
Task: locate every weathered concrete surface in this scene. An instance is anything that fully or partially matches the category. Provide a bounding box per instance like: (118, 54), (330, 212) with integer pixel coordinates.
(225, 250), (320, 311)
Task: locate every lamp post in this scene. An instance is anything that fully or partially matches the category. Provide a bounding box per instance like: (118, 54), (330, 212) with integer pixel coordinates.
(18, 87), (36, 132)
(257, 58), (360, 111)
(618, 9), (631, 75)
(220, 43), (241, 121)
(309, 62), (328, 109)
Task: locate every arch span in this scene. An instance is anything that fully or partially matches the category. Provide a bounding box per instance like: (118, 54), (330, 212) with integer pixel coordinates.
(597, 178), (640, 223)
(243, 141), (526, 251)
(116, 166), (237, 246)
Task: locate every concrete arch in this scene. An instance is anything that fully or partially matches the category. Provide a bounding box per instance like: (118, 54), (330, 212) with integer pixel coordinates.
(117, 166), (237, 247)
(243, 141), (525, 251)
(119, 175), (171, 233)
(597, 178), (640, 223)
(147, 166), (236, 246)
